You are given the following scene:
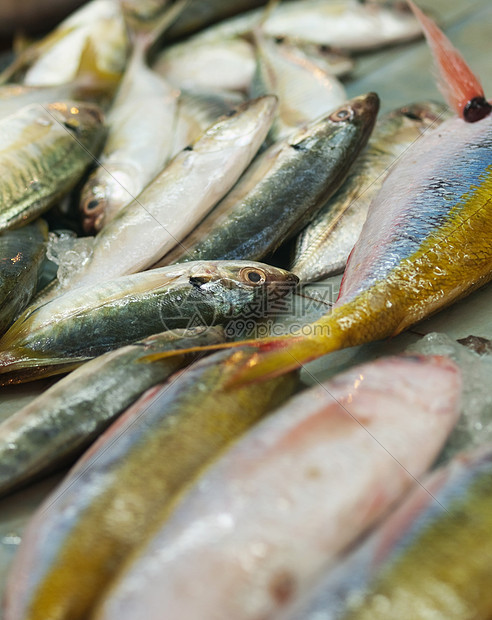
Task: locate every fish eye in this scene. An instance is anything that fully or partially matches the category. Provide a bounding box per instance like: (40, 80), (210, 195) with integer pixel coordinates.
(240, 267), (267, 285)
(401, 108), (421, 121)
(330, 107), (353, 122)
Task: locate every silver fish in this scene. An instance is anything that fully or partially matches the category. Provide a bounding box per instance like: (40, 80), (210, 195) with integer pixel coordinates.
(0, 327), (225, 498)
(251, 31), (347, 142)
(177, 0), (421, 53)
(161, 93), (379, 265)
(79, 30), (180, 233)
(154, 36), (256, 95)
(292, 101), (452, 281)
(52, 95), (277, 295)
(0, 101), (105, 232)
(0, 260), (297, 383)
(1, 0), (128, 87)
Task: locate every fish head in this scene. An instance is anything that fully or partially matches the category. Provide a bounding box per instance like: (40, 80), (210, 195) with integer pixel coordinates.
(325, 92), (380, 138)
(197, 95), (278, 153)
(47, 101), (105, 146)
(397, 100), (452, 128)
(163, 261), (299, 333)
(285, 91), (379, 152)
(187, 260), (299, 292)
(79, 165), (137, 233)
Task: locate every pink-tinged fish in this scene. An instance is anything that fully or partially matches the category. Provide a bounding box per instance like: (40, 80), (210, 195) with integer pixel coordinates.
(155, 4), (492, 385)
(3, 347), (297, 620)
(91, 354), (461, 620)
(282, 444), (492, 620)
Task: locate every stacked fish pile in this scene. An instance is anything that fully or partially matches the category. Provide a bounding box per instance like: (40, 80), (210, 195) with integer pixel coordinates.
(1, 0), (492, 618)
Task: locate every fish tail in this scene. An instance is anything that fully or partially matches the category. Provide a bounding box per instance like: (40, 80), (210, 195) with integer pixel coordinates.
(407, 0), (491, 122)
(127, 0), (190, 58)
(144, 314), (345, 384)
(225, 322), (346, 387)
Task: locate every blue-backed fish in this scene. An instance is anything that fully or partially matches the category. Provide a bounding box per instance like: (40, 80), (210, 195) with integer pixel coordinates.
(152, 2), (492, 385)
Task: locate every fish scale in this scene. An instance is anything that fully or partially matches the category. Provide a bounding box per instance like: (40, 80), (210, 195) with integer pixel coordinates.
(0, 102), (105, 231)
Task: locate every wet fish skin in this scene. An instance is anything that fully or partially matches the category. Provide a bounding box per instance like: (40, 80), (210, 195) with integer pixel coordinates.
(292, 101), (451, 282)
(1, 0), (129, 87)
(79, 34), (180, 233)
(0, 82), (113, 122)
(276, 39), (354, 79)
(251, 31), (347, 142)
(0, 260), (297, 383)
(170, 89), (244, 158)
(0, 220), (48, 336)
(154, 36), (256, 95)
(0, 101), (105, 232)
(337, 445), (492, 619)
(91, 354), (460, 620)
(163, 93), (379, 265)
(0, 327), (225, 498)
(205, 110), (492, 385)
(4, 347), (298, 620)
(58, 95), (277, 294)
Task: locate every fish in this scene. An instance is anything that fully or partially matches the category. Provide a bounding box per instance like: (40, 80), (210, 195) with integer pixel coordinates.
(79, 6), (183, 233)
(0, 220), (48, 336)
(4, 347), (299, 620)
(273, 38), (354, 79)
(407, 0), (491, 122)
(120, 0), (171, 22)
(1, 0), (128, 87)
(160, 93), (379, 265)
(0, 327), (225, 498)
(251, 30), (347, 142)
(0, 82), (113, 122)
(154, 36), (256, 95)
(89, 354), (460, 620)
(51, 95), (277, 295)
(0, 101), (105, 232)
(291, 101), (451, 282)
(161, 17), (492, 385)
(163, 0), (270, 41)
(0, 260), (297, 384)
(279, 444), (492, 619)
(179, 0), (422, 53)
(334, 445), (492, 619)
(170, 89), (244, 157)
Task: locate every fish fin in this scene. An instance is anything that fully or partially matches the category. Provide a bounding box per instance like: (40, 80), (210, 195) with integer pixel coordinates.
(407, 0), (491, 121)
(127, 0), (191, 60)
(76, 38), (122, 90)
(141, 339), (259, 363)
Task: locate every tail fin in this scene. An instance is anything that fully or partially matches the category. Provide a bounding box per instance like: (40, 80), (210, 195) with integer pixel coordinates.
(407, 0), (491, 122)
(143, 333), (332, 386)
